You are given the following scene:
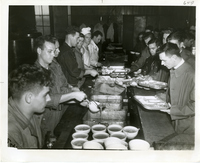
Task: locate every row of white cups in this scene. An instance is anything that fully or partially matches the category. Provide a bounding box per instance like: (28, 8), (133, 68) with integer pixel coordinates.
(71, 123), (150, 150)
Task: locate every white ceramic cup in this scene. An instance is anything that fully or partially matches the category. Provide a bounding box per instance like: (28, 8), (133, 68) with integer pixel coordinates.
(129, 139), (150, 150)
(123, 126), (139, 139)
(92, 132), (109, 144)
(110, 132), (127, 141)
(104, 137), (128, 148)
(92, 124), (107, 133)
(74, 124), (90, 134)
(106, 143), (128, 150)
(72, 132), (88, 140)
(71, 138), (88, 149)
(83, 140), (104, 150)
(107, 124), (123, 135)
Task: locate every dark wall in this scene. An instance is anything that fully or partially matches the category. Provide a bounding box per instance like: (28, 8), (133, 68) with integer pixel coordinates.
(71, 6), (195, 29)
(8, 5), (196, 39)
(9, 6), (39, 73)
(51, 6), (68, 42)
(9, 6), (36, 38)
(70, 6), (195, 50)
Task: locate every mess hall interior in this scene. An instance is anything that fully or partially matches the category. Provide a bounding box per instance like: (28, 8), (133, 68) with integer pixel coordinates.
(8, 5), (196, 150)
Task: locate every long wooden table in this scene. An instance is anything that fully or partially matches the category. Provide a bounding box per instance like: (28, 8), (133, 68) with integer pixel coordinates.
(127, 87), (174, 145)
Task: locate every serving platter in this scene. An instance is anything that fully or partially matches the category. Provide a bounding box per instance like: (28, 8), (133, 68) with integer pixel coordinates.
(134, 95), (169, 110)
(101, 66), (130, 76)
(138, 80), (168, 90)
(118, 75), (168, 90)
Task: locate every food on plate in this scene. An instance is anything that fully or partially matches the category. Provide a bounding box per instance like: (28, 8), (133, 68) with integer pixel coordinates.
(138, 78), (167, 90)
(101, 66), (129, 76)
(118, 73), (126, 78)
(155, 103), (169, 108)
(110, 73), (118, 78)
(134, 95), (169, 110)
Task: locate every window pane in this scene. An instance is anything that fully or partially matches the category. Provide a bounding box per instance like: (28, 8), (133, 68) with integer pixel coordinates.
(42, 6), (49, 15)
(35, 16), (43, 26)
(43, 16), (50, 26)
(43, 27), (51, 35)
(35, 6), (42, 15)
(36, 27), (44, 35)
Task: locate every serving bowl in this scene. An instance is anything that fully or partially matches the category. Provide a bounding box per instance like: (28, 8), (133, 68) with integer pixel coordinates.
(83, 140), (104, 150)
(92, 132), (109, 144)
(129, 139), (150, 150)
(92, 124), (107, 133)
(74, 124), (90, 134)
(123, 126), (139, 139)
(110, 132), (127, 141)
(106, 143), (128, 150)
(72, 132), (88, 140)
(71, 138), (87, 149)
(107, 124), (123, 135)
(104, 137), (128, 149)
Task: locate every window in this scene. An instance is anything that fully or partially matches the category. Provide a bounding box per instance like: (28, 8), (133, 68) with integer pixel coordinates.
(34, 6), (51, 35)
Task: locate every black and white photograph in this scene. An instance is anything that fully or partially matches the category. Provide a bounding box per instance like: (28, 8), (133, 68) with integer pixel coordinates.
(1, 0), (200, 162)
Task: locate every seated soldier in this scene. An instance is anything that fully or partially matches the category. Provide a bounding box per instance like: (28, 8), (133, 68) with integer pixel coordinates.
(141, 38), (169, 82)
(74, 33), (86, 87)
(141, 38), (162, 76)
(57, 26), (85, 87)
(8, 64), (51, 148)
(130, 32), (155, 72)
(34, 35), (88, 138)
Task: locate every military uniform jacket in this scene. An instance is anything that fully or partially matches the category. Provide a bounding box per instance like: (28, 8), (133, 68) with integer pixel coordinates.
(167, 62), (195, 134)
(57, 42), (83, 86)
(8, 97), (43, 148)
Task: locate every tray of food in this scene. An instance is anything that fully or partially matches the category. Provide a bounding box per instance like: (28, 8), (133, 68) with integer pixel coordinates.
(101, 66), (130, 76)
(109, 66), (124, 69)
(115, 75), (152, 88)
(138, 80), (168, 90)
(110, 72), (126, 78)
(134, 95), (169, 110)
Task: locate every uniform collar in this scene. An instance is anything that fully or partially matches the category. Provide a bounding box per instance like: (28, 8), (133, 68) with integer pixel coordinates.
(35, 60), (50, 72)
(64, 42), (74, 49)
(174, 58), (185, 70)
(170, 62), (189, 77)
